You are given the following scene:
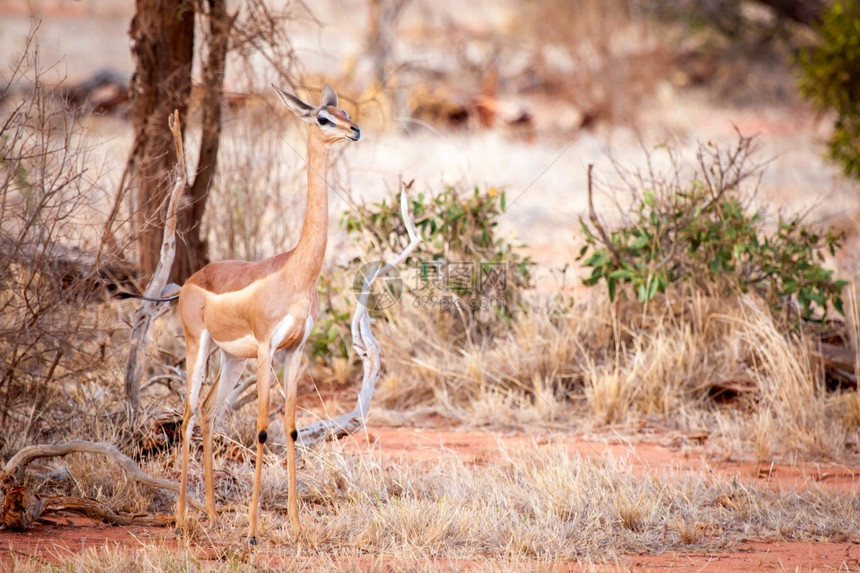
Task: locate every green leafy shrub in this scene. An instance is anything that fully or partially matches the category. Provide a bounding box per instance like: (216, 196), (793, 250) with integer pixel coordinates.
(308, 275), (353, 361)
(343, 185), (532, 321)
(578, 135), (846, 320)
(797, 0), (860, 180)
(309, 186), (533, 362)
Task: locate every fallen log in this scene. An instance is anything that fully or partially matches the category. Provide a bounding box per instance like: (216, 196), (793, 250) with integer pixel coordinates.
(2, 486), (172, 531)
(0, 439), (204, 532)
(41, 496), (173, 527)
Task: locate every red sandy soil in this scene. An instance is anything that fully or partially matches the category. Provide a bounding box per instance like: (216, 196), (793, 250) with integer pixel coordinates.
(343, 427), (859, 494)
(627, 542), (860, 572)
(0, 518), (165, 570)
(2, 426), (857, 571)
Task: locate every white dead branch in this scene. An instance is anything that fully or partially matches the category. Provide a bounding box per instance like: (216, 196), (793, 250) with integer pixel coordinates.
(298, 182), (421, 446)
(124, 110), (186, 412)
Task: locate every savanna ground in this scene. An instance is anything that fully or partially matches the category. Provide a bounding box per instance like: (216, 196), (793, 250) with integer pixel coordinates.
(1, 0), (859, 571)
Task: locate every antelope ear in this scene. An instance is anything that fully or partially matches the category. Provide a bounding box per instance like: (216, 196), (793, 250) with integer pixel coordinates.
(272, 84), (314, 118)
(320, 84), (338, 108)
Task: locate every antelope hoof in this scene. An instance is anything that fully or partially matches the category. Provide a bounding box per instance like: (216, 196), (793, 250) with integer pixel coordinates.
(248, 536), (258, 546)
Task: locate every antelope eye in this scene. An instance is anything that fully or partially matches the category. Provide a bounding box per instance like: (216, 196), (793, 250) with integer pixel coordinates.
(317, 115), (332, 126)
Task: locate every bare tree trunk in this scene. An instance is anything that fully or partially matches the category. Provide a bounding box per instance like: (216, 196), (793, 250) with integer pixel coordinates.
(127, 0), (194, 282)
(174, 0), (235, 281)
(367, 0), (409, 131)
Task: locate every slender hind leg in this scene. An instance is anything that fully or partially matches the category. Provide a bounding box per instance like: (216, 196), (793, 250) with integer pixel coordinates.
(200, 350), (245, 523)
(247, 343), (271, 545)
(177, 330), (212, 529)
(282, 347), (305, 535)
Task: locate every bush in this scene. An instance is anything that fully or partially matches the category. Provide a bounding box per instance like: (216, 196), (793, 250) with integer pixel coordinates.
(309, 275), (353, 361)
(344, 185), (532, 320)
(797, 0), (860, 180)
(578, 135), (846, 321)
(0, 37), (119, 455)
(309, 186), (533, 362)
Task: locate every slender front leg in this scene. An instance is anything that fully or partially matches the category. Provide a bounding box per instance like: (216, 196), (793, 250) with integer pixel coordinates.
(177, 330), (212, 530)
(200, 351), (245, 523)
(282, 348), (305, 536)
(248, 343), (271, 545)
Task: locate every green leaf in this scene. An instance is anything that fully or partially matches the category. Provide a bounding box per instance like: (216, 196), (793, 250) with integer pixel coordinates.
(645, 274), (659, 300)
(834, 296), (845, 315)
(637, 282), (648, 302)
(609, 269), (635, 280)
(643, 190), (656, 207)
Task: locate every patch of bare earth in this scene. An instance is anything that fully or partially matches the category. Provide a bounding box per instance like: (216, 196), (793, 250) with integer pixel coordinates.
(344, 427), (859, 494)
(0, 517), (170, 569)
(2, 426), (857, 571)
(628, 541), (860, 572)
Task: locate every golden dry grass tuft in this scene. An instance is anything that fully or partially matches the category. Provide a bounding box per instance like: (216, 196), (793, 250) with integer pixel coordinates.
(365, 284), (858, 461)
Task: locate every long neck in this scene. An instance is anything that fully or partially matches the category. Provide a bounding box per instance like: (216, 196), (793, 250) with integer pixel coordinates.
(291, 128), (330, 285)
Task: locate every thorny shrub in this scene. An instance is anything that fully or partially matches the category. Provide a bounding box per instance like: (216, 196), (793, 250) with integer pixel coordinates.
(578, 135), (846, 321)
(0, 37), (119, 457)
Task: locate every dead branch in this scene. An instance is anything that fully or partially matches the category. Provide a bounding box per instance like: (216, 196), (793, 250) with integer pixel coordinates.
(2, 487), (172, 532)
(1, 440), (205, 514)
(298, 181), (421, 445)
(124, 110), (187, 413)
(42, 496), (174, 527)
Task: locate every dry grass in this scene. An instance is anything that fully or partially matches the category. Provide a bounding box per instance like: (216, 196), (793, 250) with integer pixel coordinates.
(363, 283), (858, 461)
(11, 272), (854, 568)
(8, 441), (858, 571)
(5, 99), (858, 572)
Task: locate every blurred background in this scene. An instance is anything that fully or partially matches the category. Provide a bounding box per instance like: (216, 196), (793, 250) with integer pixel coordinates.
(1, 0), (856, 277)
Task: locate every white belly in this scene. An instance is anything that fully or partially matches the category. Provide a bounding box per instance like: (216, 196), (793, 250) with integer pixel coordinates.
(211, 314), (311, 359)
(213, 333), (259, 358)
